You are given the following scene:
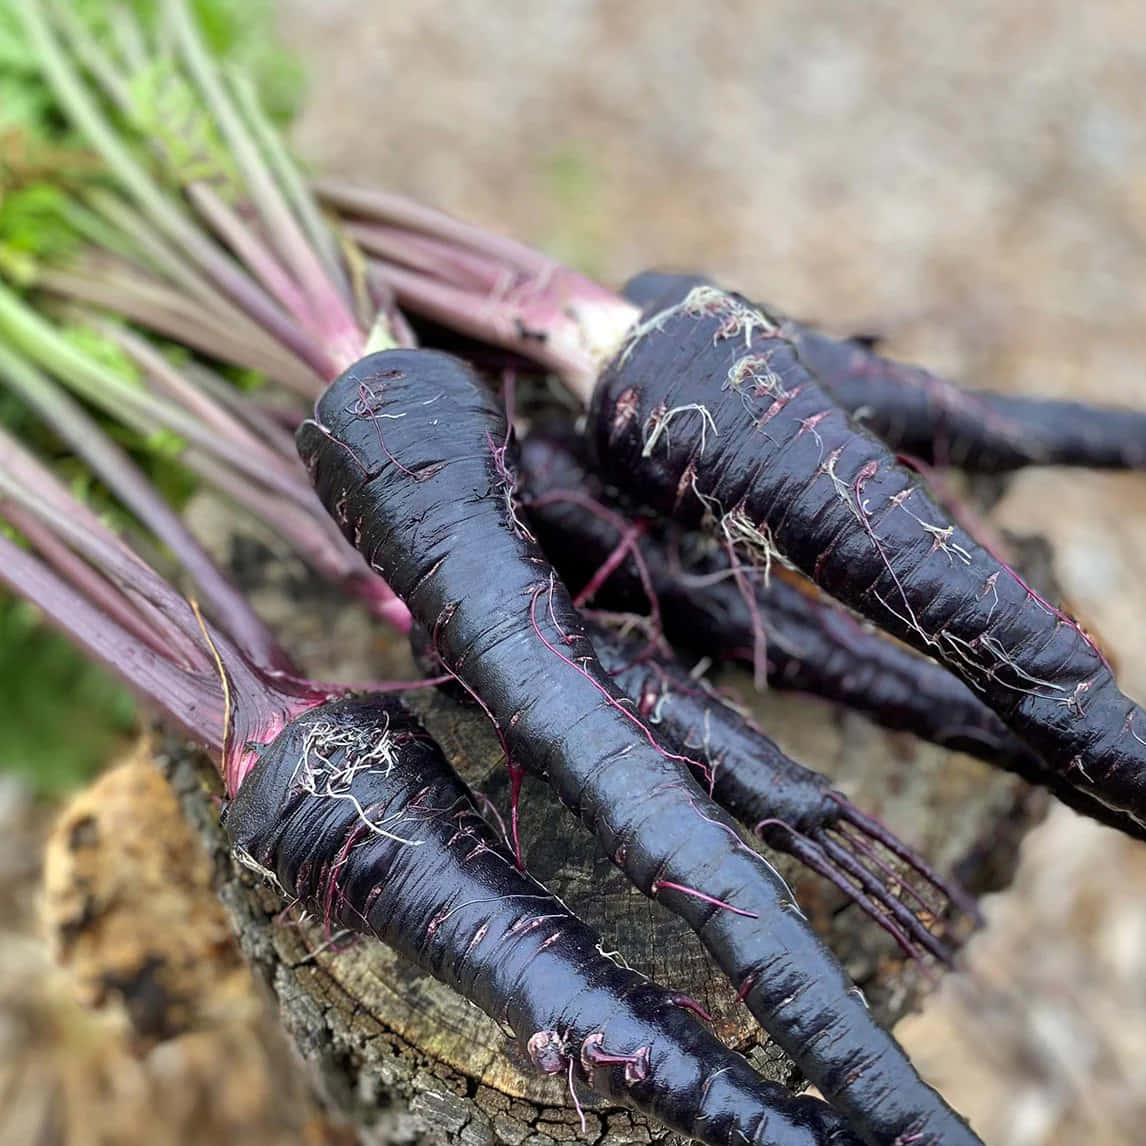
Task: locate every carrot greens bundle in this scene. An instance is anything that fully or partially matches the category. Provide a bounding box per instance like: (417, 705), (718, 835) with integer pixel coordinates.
(3, 0), (415, 627)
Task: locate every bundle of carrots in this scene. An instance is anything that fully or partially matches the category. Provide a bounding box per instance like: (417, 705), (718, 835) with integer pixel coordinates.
(3, 4), (1146, 1145)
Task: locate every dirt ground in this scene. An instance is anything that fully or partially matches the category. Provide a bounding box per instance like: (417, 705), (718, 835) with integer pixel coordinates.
(4, 3), (1146, 1145)
(279, 3), (1146, 1143)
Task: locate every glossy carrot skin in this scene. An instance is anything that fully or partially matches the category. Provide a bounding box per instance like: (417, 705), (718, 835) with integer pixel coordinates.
(297, 349), (984, 1146)
(518, 430), (1146, 840)
(519, 429), (1031, 765)
(587, 282), (1146, 827)
(791, 324), (1146, 472)
(589, 620), (975, 962)
(588, 620), (836, 831)
(226, 694), (861, 1146)
(624, 272), (1146, 473)
(409, 590), (970, 961)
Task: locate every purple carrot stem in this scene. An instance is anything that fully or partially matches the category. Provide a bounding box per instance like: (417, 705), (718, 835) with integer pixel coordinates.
(35, 265), (314, 389)
(0, 533), (226, 747)
(189, 452), (411, 632)
(1, 501), (174, 660)
(346, 221), (516, 294)
(314, 181), (556, 278)
(188, 182), (325, 336)
(0, 467), (218, 669)
(82, 187), (244, 322)
(101, 322), (305, 485)
(1, 458), (325, 796)
(0, 349), (286, 670)
(186, 362), (301, 460)
(0, 427), (209, 666)
(225, 68), (354, 308)
(365, 271), (419, 349)
(370, 262), (604, 391)
(168, 0), (365, 370)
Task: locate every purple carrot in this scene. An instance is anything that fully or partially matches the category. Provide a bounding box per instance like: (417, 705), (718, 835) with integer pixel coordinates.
(0, 449), (860, 1146)
(623, 271), (1146, 472)
(516, 427), (1145, 841)
(411, 433), (976, 957)
(584, 277), (1146, 826)
(229, 694), (863, 1146)
(341, 200), (1146, 828)
(586, 620), (972, 962)
(297, 347), (984, 1146)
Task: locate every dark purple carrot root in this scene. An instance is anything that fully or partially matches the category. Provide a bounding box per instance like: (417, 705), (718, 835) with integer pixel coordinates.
(518, 426), (1032, 765)
(411, 599), (969, 963)
(0, 406), (860, 1146)
(517, 428), (1146, 842)
(297, 348), (984, 1146)
(225, 694), (862, 1146)
(622, 272), (1146, 473)
(791, 320), (1146, 473)
(586, 621), (972, 962)
(588, 279), (1146, 827)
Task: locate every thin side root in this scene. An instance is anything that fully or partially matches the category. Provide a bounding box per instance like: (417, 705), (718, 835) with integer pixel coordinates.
(833, 795), (984, 925)
(815, 833), (955, 966)
(757, 819), (927, 965)
(832, 820), (945, 919)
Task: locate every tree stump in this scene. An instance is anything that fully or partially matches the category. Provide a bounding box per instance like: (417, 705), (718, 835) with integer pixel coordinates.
(157, 513), (1045, 1146)
(125, 515), (1046, 1146)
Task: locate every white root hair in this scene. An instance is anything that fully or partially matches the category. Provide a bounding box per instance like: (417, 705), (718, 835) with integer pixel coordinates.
(641, 402), (718, 459)
(616, 284), (779, 368)
(231, 846), (286, 895)
(719, 506), (794, 584)
(291, 716), (425, 848)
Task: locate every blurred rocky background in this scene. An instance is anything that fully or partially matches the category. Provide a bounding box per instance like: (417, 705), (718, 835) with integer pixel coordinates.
(4, 2), (1146, 1144)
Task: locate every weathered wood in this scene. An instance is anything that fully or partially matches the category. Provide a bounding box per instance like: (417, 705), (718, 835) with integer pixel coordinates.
(36, 745), (347, 1146)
